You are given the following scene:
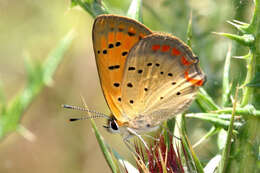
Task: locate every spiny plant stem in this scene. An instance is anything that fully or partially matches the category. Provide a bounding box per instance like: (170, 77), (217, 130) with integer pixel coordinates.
(226, 1), (260, 172)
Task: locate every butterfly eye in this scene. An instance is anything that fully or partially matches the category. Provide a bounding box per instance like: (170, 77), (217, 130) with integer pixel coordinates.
(107, 118), (120, 133)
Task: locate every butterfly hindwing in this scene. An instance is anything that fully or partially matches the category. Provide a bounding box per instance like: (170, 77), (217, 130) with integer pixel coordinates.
(119, 34), (206, 129)
(92, 15), (152, 122)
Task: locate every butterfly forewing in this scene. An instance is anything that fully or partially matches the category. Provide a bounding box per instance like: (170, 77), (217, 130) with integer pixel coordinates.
(92, 15), (152, 122)
(120, 34), (206, 129)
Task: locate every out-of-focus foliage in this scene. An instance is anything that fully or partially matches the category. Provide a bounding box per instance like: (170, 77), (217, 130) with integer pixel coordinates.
(0, 0), (259, 173)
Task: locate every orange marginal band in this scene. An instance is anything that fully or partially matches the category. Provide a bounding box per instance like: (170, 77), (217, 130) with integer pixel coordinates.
(181, 56), (193, 66)
(152, 44), (161, 51)
(172, 47), (181, 56)
(161, 45), (170, 52)
(185, 70), (204, 86)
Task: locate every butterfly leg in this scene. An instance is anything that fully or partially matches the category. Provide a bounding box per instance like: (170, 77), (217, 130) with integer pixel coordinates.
(142, 134), (160, 142)
(123, 137), (139, 156)
(126, 127), (149, 150)
(123, 135), (150, 164)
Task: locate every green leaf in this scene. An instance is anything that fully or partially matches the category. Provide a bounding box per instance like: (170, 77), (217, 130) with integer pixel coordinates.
(218, 86), (239, 173)
(246, 72), (260, 87)
(43, 30), (75, 85)
(166, 118), (175, 133)
(70, 0), (78, 7)
(89, 118), (119, 173)
(196, 88), (219, 112)
(127, 0), (143, 22)
(241, 51), (254, 107)
(70, 0), (109, 18)
(222, 44), (232, 107)
(111, 148), (139, 173)
(180, 116), (204, 173)
(204, 155), (221, 173)
(92, 1), (109, 16)
(81, 100), (119, 173)
(186, 12), (193, 47)
(217, 129), (227, 150)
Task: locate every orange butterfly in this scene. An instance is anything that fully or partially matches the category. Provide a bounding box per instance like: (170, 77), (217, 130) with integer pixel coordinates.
(65, 14), (205, 148)
(92, 14), (205, 144)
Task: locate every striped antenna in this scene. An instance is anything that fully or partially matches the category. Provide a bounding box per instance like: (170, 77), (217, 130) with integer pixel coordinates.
(62, 104), (110, 122)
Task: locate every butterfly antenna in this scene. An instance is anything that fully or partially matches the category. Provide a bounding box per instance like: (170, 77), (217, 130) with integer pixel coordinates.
(62, 104), (110, 122)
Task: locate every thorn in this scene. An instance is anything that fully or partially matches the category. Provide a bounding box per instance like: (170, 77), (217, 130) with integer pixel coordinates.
(232, 51), (252, 60)
(232, 55), (247, 59)
(227, 20), (249, 33)
(212, 32), (254, 46)
(233, 20), (249, 25)
(227, 20), (245, 33)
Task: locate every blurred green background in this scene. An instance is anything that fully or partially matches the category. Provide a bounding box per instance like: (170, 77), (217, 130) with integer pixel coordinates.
(0, 0), (254, 172)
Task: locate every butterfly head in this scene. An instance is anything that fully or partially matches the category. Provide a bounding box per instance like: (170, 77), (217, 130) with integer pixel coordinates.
(103, 116), (121, 133)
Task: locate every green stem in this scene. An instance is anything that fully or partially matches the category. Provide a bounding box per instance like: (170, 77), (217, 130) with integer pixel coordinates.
(89, 118), (118, 173)
(0, 31), (74, 140)
(196, 88), (220, 112)
(179, 115), (204, 173)
(81, 99), (119, 173)
(227, 1), (260, 172)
